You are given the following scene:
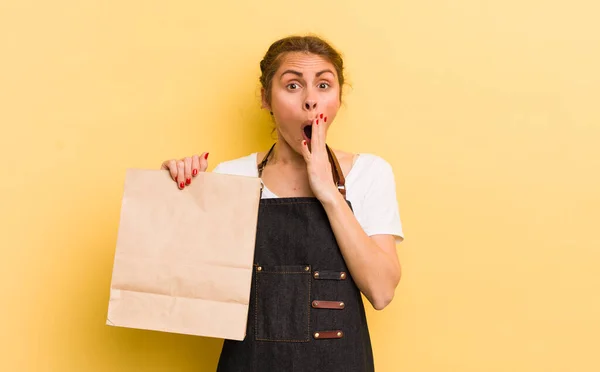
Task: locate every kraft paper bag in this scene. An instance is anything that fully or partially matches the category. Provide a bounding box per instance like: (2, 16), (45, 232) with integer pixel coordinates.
(106, 169), (261, 341)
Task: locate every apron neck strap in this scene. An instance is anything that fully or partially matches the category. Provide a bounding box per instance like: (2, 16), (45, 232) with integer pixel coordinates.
(257, 143), (347, 197)
(257, 143), (275, 178)
(326, 144), (346, 197)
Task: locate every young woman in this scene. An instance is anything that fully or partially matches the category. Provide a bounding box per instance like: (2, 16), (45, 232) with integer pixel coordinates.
(161, 35), (404, 371)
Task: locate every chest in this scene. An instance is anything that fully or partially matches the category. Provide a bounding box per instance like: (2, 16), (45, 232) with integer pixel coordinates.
(257, 153), (356, 198)
(260, 166), (314, 198)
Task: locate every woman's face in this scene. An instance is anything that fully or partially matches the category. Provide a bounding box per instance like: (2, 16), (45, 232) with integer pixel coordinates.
(263, 52), (341, 153)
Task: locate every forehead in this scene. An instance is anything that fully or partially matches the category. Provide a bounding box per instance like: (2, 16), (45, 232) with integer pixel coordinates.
(277, 52), (337, 76)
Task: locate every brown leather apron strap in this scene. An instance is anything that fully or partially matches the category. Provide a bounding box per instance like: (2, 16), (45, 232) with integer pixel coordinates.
(257, 143), (276, 178)
(326, 144), (346, 197)
(258, 143), (346, 197)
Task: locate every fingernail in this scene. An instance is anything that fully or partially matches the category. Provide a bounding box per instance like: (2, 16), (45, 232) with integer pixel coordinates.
(186, 178), (191, 185)
(316, 120), (319, 125)
(179, 182), (185, 189)
(204, 153), (209, 160)
(192, 169), (198, 176)
(324, 116), (327, 122)
(302, 140), (306, 146)
(320, 113), (323, 119)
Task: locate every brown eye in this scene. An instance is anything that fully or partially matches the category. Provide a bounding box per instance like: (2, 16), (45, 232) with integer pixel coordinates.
(319, 83), (330, 89)
(287, 83), (299, 90)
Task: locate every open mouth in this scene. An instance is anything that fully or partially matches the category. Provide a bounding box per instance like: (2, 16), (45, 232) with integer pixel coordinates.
(303, 125), (313, 140)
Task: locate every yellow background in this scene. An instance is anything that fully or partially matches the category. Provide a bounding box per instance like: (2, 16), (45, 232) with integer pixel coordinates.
(1, 0), (599, 371)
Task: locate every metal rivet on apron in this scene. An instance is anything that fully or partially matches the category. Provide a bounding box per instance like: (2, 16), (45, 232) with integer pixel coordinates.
(340, 272), (346, 279)
(313, 301), (319, 307)
(257, 266), (262, 271)
(337, 331), (343, 337)
(314, 332), (320, 338)
(305, 266), (310, 271)
(313, 271), (320, 278)
(339, 302), (344, 308)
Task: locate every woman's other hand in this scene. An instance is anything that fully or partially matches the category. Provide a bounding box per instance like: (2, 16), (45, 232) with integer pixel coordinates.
(160, 152), (209, 189)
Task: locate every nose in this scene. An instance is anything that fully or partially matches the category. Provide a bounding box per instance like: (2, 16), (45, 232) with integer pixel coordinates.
(303, 88), (318, 111)
(304, 100), (317, 111)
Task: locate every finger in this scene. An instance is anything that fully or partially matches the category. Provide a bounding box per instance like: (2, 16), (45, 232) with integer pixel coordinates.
(318, 113), (327, 149)
(300, 140), (311, 162)
(177, 160), (185, 189)
(323, 115), (330, 152)
(192, 155), (200, 177)
(199, 152), (209, 172)
(184, 157), (193, 186)
(310, 117), (319, 150)
(311, 114), (326, 154)
(161, 159), (178, 181)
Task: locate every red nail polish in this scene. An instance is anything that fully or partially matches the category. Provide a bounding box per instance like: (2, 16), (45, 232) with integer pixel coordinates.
(186, 178), (191, 185)
(320, 113), (323, 119)
(316, 120), (319, 125)
(204, 153), (209, 160)
(192, 169), (198, 176)
(303, 140), (306, 146)
(324, 117), (327, 122)
(179, 182), (185, 189)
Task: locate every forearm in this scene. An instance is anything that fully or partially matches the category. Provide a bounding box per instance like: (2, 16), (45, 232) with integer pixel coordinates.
(321, 192), (401, 310)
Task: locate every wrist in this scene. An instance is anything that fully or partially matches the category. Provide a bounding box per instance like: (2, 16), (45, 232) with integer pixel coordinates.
(319, 186), (345, 209)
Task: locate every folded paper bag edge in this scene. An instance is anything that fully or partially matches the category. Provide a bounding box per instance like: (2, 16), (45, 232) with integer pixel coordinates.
(123, 168), (263, 182)
(106, 289), (249, 340)
(118, 168), (262, 201)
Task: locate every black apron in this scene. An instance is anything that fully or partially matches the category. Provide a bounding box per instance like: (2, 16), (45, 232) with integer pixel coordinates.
(217, 144), (375, 372)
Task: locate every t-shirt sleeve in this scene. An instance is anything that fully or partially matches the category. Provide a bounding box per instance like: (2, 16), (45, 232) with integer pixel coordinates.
(212, 162), (225, 174)
(210, 154), (258, 177)
(361, 157), (404, 243)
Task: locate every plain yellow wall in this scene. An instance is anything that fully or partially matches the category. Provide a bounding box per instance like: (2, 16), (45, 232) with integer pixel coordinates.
(1, 0), (599, 371)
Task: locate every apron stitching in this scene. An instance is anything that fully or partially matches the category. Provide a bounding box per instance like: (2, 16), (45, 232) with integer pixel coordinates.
(254, 266), (258, 342)
(255, 339), (310, 343)
(308, 268), (312, 341)
(262, 201), (321, 205)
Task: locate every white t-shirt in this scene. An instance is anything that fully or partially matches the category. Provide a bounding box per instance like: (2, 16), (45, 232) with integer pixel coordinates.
(213, 153), (404, 243)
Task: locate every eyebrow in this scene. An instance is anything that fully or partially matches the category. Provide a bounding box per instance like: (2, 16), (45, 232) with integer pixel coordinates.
(280, 69), (335, 79)
(316, 69), (335, 77)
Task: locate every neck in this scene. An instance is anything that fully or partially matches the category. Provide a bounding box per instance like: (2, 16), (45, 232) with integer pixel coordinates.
(271, 137), (306, 167)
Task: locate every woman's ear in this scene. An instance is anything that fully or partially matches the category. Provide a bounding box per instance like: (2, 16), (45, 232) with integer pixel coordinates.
(260, 88), (271, 113)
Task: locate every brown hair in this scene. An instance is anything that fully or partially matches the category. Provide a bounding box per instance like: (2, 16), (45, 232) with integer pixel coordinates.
(259, 35), (345, 105)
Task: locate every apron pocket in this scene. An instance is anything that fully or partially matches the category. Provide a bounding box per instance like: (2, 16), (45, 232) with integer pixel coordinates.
(254, 264), (311, 342)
